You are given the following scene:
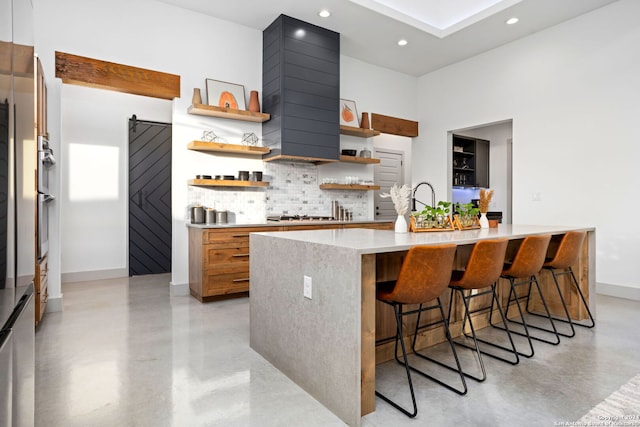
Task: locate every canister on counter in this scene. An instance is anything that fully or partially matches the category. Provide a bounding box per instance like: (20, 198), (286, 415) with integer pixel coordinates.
(216, 210), (228, 224)
(205, 208), (216, 224)
(191, 205), (204, 224)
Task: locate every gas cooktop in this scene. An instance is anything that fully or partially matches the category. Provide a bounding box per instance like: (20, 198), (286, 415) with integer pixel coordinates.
(267, 215), (335, 222)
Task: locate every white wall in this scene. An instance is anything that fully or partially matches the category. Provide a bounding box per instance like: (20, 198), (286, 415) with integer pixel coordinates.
(415, 0), (640, 297)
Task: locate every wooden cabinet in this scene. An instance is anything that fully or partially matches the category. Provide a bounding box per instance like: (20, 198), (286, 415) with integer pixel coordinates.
(35, 256), (48, 325)
(189, 221), (393, 302)
(36, 57), (48, 137)
(189, 227), (262, 302)
(452, 134), (489, 188)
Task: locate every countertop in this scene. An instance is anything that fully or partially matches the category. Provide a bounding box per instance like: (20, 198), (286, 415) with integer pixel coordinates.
(252, 224), (596, 254)
(186, 219), (393, 229)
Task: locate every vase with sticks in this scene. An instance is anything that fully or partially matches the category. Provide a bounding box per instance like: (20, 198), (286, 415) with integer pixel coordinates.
(478, 189), (494, 228)
(380, 184), (411, 233)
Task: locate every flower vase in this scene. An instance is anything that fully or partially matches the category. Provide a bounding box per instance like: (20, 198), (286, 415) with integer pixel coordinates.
(479, 212), (489, 229)
(192, 88), (202, 105)
(249, 90), (260, 113)
(395, 214), (408, 233)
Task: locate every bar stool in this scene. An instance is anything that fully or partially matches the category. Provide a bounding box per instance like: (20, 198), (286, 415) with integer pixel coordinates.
(493, 234), (560, 358)
(376, 244), (465, 418)
(527, 231), (594, 336)
(448, 238), (517, 383)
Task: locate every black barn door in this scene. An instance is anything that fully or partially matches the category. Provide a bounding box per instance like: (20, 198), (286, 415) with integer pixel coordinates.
(128, 116), (171, 276)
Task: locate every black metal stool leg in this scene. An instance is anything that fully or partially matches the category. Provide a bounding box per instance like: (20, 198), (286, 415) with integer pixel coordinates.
(500, 275), (561, 346)
(525, 269), (575, 337)
(537, 267), (595, 329)
(463, 285), (520, 365)
(375, 303), (418, 418)
(409, 298), (468, 395)
(491, 277), (536, 357)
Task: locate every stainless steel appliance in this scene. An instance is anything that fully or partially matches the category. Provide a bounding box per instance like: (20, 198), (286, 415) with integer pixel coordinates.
(1, 0), (37, 424)
(37, 136), (55, 259)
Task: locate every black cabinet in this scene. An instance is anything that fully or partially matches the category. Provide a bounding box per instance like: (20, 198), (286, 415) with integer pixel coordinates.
(452, 134), (489, 188)
(262, 15), (340, 162)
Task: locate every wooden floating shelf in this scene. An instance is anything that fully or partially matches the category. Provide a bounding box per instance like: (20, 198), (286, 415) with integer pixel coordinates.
(339, 125), (381, 138)
(338, 155), (380, 164)
(319, 184), (380, 191)
(187, 141), (270, 155)
(187, 103), (270, 123)
(188, 179), (269, 188)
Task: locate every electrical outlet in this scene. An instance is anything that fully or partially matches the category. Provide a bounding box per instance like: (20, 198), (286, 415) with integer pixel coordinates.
(303, 276), (312, 299)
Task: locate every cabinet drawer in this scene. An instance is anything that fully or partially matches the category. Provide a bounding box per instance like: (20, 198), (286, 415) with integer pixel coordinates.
(204, 227), (267, 244)
(205, 246), (250, 265)
(204, 271), (250, 295)
(36, 276), (48, 324)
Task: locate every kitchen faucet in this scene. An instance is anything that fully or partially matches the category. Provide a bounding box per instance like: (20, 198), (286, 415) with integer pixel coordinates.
(412, 182), (435, 211)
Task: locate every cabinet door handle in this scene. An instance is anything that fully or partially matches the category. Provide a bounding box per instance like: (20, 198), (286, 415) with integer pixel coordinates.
(232, 253), (250, 257)
(232, 234), (250, 238)
(232, 278), (250, 282)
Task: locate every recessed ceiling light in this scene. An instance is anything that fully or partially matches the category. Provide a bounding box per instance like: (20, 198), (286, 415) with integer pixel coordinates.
(397, 39), (408, 46)
(506, 17), (519, 25)
(319, 10), (331, 18)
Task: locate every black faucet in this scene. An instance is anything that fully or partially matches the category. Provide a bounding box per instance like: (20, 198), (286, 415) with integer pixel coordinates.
(412, 182), (435, 211)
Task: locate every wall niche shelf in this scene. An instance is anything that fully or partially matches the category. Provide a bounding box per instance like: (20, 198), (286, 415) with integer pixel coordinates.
(339, 125), (380, 138)
(187, 141), (270, 155)
(188, 179), (269, 188)
(319, 184), (380, 191)
(187, 103), (270, 123)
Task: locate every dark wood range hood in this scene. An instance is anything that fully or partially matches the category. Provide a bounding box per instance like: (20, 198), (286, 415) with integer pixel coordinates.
(262, 15), (340, 163)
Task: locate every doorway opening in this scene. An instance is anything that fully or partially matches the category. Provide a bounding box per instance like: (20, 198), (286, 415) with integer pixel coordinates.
(448, 120), (513, 224)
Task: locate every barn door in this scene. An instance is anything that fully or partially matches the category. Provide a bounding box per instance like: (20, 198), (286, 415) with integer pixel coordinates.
(128, 116), (172, 276)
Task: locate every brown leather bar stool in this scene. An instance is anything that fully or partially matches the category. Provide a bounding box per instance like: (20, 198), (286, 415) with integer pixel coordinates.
(448, 238), (517, 383)
(493, 234), (560, 358)
(527, 231), (594, 336)
(376, 244), (465, 418)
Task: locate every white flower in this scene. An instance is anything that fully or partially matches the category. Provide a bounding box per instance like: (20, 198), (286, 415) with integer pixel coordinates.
(380, 184), (412, 215)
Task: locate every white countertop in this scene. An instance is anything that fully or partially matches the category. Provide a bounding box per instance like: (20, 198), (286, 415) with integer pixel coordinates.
(252, 224), (596, 254)
(186, 219), (392, 229)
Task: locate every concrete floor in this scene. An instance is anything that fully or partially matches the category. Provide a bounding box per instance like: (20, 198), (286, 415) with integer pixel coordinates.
(35, 274), (640, 426)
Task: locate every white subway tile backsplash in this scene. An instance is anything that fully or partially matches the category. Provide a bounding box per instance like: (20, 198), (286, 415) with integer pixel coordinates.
(188, 161), (373, 223)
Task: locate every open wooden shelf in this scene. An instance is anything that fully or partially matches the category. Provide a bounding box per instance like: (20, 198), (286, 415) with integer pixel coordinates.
(187, 103), (270, 123)
(340, 125), (380, 138)
(319, 184), (380, 191)
(338, 155), (380, 164)
(187, 140), (270, 155)
(188, 179), (269, 188)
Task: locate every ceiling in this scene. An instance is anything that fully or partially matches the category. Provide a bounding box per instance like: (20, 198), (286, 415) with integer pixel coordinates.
(155, 0), (618, 76)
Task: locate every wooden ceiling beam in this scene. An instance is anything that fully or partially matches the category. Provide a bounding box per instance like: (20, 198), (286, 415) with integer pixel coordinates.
(55, 51), (180, 100)
(371, 113), (419, 137)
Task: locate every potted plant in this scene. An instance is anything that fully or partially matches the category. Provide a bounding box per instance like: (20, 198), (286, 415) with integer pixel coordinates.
(454, 202), (479, 228)
(412, 201), (452, 230)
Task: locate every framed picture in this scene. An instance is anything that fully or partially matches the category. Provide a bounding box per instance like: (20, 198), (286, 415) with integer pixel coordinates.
(339, 99), (359, 127)
(206, 79), (246, 110)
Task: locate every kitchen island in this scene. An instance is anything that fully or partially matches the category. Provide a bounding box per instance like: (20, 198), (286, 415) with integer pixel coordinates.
(249, 224), (595, 426)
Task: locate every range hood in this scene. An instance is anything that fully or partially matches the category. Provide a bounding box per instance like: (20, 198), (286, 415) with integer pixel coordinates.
(262, 15), (340, 163)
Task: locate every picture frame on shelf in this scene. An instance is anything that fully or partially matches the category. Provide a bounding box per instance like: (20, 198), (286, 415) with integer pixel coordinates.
(206, 79), (246, 110)
(339, 98), (359, 127)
